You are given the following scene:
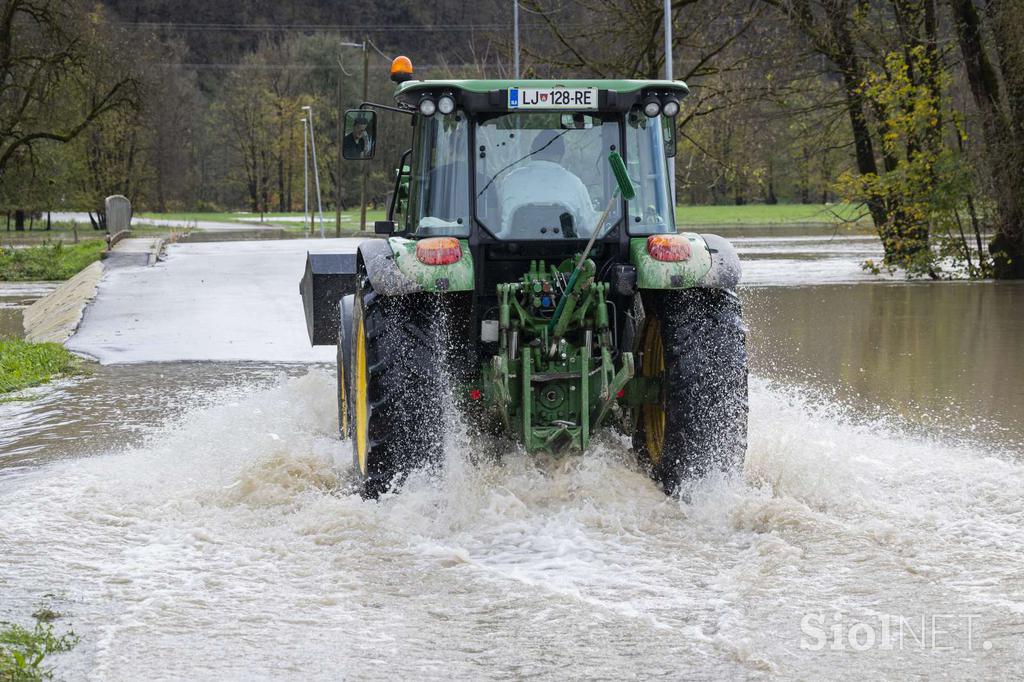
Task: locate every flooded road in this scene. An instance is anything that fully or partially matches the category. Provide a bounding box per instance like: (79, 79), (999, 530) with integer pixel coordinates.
(746, 281), (1024, 449)
(1, 231), (1022, 679)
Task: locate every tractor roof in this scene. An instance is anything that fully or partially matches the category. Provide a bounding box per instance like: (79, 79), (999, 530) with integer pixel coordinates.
(393, 79), (689, 113)
(396, 79), (689, 96)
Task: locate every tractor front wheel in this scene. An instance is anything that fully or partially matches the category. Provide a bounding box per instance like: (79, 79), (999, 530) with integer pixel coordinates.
(633, 288), (748, 495)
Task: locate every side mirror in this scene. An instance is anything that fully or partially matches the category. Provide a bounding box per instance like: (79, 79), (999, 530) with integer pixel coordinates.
(342, 110), (377, 160)
(662, 116), (676, 158)
(374, 220), (395, 235)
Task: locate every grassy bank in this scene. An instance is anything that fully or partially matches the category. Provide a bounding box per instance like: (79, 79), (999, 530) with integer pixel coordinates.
(0, 619), (78, 680)
(135, 209), (388, 228)
(3, 223), (173, 245)
(132, 204), (867, 229)
(0, 241), (105, 281)
(676, 203), (868, 225)
(0, 339), (79, 393)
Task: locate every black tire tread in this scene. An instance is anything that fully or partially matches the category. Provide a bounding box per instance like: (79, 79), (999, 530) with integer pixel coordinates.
(637, 287), (748, 494)
(356, 282), (452, 496)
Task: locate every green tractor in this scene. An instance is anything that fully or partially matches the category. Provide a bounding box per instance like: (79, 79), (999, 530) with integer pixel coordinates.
(300, 57), (747, 497)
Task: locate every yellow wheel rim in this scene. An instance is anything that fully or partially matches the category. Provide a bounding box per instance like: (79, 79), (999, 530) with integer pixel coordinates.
(355, 313), (369, 475)
(338, 353), (348, 436)
(640, 317), (666, 466)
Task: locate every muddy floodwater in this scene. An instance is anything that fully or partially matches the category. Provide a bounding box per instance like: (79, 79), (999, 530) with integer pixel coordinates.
(0, 282), (58, 338)
(1, 231), (1022, 679)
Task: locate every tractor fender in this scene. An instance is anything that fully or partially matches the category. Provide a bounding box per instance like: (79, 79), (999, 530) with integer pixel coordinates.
(630, 233), (741, 292)
(697, 233), (742, 292)
(357, 238), (423, 296)
(359, 236), (475, 295)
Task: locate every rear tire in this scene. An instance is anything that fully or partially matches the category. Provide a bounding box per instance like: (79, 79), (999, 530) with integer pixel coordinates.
(633, 288), (748, 495)
(351, 280), (453, 497)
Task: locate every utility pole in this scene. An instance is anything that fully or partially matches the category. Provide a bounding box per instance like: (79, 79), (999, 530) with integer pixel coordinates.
(303, 105), (326, 238)
(359, 38), (369, 232)
(664, 0), (676, 205)
(335, 75), (342, 237)
(302, 117), (310, 236)
(513, 1), (520, 79)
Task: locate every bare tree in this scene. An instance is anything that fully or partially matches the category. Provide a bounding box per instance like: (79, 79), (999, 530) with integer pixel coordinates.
(0, 0), (139, 178)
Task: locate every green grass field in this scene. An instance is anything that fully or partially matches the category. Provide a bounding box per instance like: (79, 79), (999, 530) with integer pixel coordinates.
(0, 203), (869, 248)
(131, 204), (868, 230)
(2, 224), (172, 246)
(676, 203), (868, 225)
(0, 241), (105, 281)
(134, 210), (389, 229)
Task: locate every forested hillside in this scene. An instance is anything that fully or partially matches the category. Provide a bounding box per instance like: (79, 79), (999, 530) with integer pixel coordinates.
(3, 0), (1023, 277)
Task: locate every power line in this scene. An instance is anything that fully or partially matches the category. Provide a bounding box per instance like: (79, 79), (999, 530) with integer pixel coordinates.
(153, 62), (487, 71)
(365, 38), (392, 62)
(111, 21), (583, 33)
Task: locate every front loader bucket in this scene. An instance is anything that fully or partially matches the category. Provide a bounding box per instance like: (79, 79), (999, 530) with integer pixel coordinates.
(300, 252), (358, 346)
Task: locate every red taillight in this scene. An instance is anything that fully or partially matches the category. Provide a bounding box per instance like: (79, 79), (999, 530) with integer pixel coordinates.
(469, 388), (482, 400)
(416, 237), (462, 266)
(647, 235), (692, 262)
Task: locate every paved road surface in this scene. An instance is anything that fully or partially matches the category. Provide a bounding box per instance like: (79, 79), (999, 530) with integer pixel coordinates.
(68, 239), (359, 364)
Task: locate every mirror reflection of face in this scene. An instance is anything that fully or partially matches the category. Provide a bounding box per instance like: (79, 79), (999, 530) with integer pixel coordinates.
(344, 111), (375, 159)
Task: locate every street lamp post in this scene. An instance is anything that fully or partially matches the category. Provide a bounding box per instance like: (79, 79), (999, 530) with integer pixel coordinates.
(664, 0), (676, 205)
(302, 105), (326, 238)
(339, 40), (370, 234)
(514, 1), (520, 79)
(342, 42), (374, 235)
(301, 117), (310, 236)
(359, 38), (369, 233)
(335, 74), (343, 237)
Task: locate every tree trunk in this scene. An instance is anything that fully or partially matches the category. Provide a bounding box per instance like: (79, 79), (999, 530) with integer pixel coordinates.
(767, 0), (927, 268)
(815, 2), (889, 227)
(278, 154), (286, 213)
(14, 210), (25, 231)
(800, 145), (812, 204)
(949, 0), (1024, 278)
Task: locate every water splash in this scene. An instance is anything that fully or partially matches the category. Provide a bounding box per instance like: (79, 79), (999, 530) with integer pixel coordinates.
(1, 369), (1021, 679)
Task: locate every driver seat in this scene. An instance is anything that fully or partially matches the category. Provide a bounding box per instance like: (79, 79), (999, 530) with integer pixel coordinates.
(507, 204), (578, 239)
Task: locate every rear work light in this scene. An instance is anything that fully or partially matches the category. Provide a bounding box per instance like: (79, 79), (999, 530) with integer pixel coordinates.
(647, 234), (692, 262)
(416, 237), (462, 265)
(437, 94), (456, 115)
(418, 96), (437, 116)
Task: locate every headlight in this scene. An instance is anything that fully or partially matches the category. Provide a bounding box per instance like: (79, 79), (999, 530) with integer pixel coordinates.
(437, 95), (456, 115)
(661, 98), (680, 117)
(642, 95), (661, 118)
(418, 97), (436, 116)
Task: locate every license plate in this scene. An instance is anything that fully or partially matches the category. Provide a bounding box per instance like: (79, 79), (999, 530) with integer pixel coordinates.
(508, 87), (598, 110)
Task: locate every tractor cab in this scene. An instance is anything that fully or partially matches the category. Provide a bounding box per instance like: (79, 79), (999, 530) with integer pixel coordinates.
(345, 64), (685, 253)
